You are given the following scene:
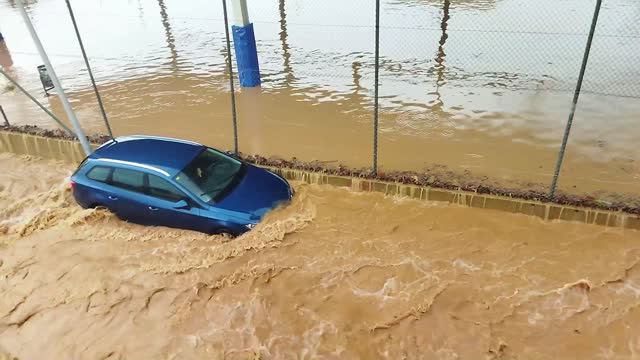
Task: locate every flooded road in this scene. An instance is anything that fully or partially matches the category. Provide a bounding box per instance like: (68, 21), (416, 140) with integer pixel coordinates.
(2, 154), (640, 359)
(0, 0), (639, 197)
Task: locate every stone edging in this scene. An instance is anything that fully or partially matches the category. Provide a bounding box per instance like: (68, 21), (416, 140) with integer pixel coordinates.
(1, 130), (638, 230)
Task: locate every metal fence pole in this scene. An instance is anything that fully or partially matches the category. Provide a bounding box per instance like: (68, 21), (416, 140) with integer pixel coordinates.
(222, 0), (239, 155)
(549, 0), (602, 198)
(16, 0), (92, 155)
(0, 105), (8, 126)
(0, 67), (73, 135)
(65, 0), (113, 139)
(372, 0), (380, 174)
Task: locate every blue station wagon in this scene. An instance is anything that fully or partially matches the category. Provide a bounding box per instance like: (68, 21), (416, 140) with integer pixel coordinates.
(70, 135), (293, 236)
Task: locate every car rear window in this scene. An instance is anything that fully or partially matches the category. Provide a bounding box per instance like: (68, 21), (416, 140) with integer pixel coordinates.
(111, 168), (145, 193)
(73, 157), (90, 176)
(87, 166), (112, 183)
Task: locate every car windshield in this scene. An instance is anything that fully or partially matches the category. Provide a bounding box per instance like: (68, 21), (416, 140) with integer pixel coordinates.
(174, 148), (245, 203)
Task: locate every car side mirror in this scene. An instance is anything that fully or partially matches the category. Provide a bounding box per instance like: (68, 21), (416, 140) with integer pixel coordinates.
(172, 199), (189, 209)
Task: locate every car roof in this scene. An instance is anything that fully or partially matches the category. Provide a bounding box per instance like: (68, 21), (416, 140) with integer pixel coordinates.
(89, 135), (204, 177)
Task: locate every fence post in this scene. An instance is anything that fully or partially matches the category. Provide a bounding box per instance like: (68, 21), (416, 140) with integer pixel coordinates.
(222, 0), (239, 155)
(0, 105), (8, 126)
(372, 0), (380, 174)
(16, 0), (92, 155)
(548, 0), (603, 198)
(229, 0), (261, 87)
(65, 0), (114, 140)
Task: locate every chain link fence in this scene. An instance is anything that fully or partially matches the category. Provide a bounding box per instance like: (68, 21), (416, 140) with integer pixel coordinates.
(220, 0), (640, 202)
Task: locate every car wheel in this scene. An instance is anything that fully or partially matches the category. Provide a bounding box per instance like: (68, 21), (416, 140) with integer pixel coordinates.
(212, 228), (236, 238)
(90, 203), (112, 213)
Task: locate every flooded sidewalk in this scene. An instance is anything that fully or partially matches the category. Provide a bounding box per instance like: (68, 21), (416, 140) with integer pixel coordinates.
(1, 153), (639, 359)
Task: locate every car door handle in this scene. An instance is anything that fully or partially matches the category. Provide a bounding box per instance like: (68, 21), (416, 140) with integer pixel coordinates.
(148, 207), (159, 211)
(108, 196), (118, 200)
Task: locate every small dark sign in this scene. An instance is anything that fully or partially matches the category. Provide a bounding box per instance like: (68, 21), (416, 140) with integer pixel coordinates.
(37, 65), (54, 95)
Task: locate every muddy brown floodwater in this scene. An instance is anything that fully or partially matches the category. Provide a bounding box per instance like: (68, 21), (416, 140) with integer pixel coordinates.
(1, 153), (640, 359)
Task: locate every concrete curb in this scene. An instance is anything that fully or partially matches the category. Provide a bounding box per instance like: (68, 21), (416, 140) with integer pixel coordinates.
(1, 130), (638, 230)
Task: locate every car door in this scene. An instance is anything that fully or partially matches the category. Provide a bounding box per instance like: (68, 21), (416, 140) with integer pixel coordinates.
(106, 167), (150, 224)
(145, 174), (207, 233)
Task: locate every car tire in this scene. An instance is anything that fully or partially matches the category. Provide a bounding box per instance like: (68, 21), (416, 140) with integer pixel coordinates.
(90, 203), (112, 213)
(212, 228), (236, 238)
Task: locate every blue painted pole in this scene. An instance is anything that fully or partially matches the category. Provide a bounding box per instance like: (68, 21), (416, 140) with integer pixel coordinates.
(229, 0), (260, 87)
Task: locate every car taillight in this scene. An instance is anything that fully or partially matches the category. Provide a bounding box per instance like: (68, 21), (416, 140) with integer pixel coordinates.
(70, 180), (76, 189)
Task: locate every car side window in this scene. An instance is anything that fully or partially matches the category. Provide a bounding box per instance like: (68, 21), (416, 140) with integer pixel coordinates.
(87, 166), (113, 183)
(147, 174), (186, 202)
(111, 168), (145, 193)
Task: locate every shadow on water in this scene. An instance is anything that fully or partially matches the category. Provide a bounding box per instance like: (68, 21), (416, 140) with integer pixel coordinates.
(157, 0), (179, 72)
(278, 0), (295, 87)
(351, 60), (365, 93)
(395, 0), (497, 10)
(349, 58), (370, 110)
(431, 0), (450, 111)
(135, 0), (145, 19)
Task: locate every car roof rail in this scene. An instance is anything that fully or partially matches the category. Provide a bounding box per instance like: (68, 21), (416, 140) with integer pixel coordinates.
(97, 158), (171, 177)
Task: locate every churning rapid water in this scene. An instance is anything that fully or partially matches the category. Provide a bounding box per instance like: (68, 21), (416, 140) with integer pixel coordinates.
(1, 153), (640, 359)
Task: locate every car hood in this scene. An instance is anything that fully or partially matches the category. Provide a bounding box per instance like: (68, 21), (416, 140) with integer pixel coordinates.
(214, 165), (291, 217)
